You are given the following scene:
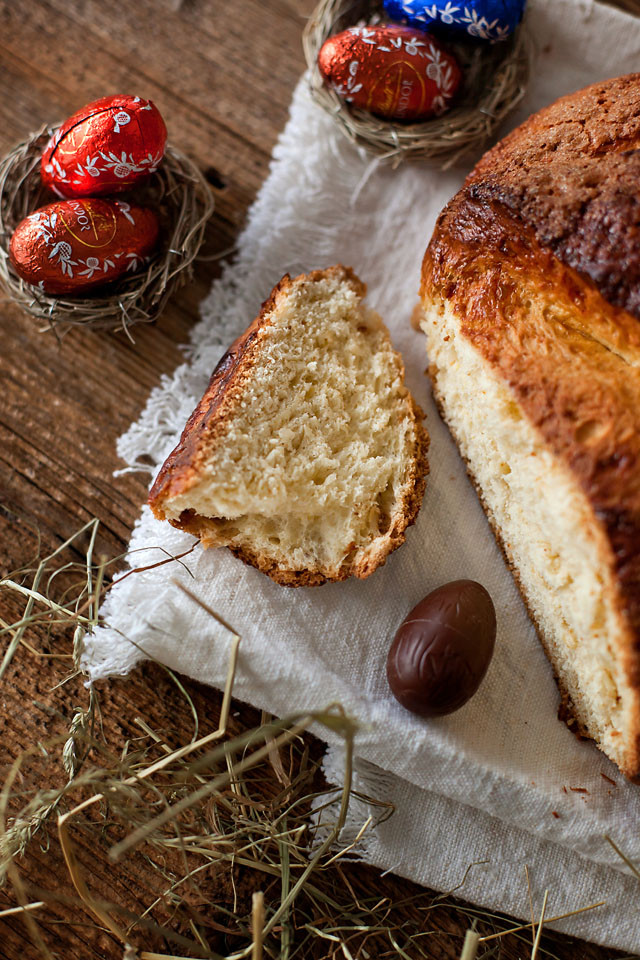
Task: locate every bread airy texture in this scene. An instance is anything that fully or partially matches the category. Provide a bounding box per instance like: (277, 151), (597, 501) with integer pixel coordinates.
(150, 266), (429, 586)
(420, 74), (640, 778)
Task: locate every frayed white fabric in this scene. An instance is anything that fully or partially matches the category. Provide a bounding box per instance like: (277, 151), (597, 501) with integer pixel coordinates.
(83, 0), (640, 950)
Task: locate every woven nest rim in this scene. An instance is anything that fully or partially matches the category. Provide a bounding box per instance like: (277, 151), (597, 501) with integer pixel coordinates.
(302, 0), (532, 166)
(0, 125), (215, 336)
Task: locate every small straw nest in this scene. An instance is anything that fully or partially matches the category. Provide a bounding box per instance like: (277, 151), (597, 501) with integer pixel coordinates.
(302, 0), (532, 167)
(0, 125), (215, 335)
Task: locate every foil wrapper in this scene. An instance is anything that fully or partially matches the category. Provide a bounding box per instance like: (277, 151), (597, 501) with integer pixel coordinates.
(9, 198), (159, 295)
(383, 0), (526, 41)
(318, 25), (461, 121)
(41, 95), (167, 198)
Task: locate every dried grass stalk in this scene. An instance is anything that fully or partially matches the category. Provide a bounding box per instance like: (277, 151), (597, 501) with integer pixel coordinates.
(477, 902), (607, 944)
(302, 0), (532, 167)
(459, 929), (480, 960)
(531, 890), (549, 960)
(0, 125), (214, 335)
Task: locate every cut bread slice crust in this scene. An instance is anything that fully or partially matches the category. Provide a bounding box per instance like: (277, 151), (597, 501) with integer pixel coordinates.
(149, 266), (429, 586)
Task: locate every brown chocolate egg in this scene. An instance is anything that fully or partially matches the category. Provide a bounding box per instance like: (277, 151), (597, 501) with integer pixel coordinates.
(9, 198), (159, 296)
(318, 25), (461, 121)
(387, 580), (496, 717)
(41, 94), (167, 198)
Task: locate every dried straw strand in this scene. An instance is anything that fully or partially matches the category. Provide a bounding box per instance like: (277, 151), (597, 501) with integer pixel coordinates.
(139, 954), (199, 960)
(605, 834), (640, 881)
(459, 929), (480, 960)
(525, 864), (536, 946)
(477, 901), (607, 943)
(0, 901), (46, 919)
(251, 891), (264, 960)
(531, 889), (549, 959)
(57, 810), (132, 945)
(54, 616), (241, 853)
(139, 954), (201, 960)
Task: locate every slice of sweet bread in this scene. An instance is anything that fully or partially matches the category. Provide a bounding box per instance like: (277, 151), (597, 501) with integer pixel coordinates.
(149, 266), (429, 586)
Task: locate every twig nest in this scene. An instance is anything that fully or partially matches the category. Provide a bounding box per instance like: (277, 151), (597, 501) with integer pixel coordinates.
(0, 125), (214, 335)
(303, 0), (531, 166)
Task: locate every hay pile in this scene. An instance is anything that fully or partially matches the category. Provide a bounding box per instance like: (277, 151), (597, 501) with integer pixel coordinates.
(0, 520), (618, 959)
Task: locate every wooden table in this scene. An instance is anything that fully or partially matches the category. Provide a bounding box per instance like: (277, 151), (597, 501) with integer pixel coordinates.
(0, 2), (638, 958)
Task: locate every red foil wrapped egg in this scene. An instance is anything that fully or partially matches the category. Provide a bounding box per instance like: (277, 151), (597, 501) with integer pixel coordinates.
(9, 198), (159, 295)
(318, 25), (461, 121)
(41, 95), (167, 197)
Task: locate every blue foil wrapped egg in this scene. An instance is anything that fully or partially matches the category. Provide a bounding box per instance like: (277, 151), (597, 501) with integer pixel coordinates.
(383, 1), (526, 42)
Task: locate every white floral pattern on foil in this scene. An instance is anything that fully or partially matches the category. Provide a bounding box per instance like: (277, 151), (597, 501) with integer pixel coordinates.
(125, 252), (147, 272)
(115, 201), (136, 225)
(343, 28), (458, 104)
(77, 256), (101, 279)
(46, 98), (162, 187)
(395, 1), (519, 41)
(331, 59), (364, 101)
(423, 42), (457, 93)
(64, 149), (163, 185)
(48, 241), (76, 276)
(112, 110), (131, 133)
(44, 155), (68, 183)
(24, 209), (146, 283)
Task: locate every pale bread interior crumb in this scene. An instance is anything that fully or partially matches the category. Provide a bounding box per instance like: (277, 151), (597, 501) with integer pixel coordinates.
(421, 295), (630, 771)
(164, 272), (422, 577)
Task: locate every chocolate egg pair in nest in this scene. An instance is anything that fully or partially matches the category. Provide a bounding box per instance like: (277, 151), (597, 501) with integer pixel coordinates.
(0, 125), (214, 335)
(303, 0), (531, 166)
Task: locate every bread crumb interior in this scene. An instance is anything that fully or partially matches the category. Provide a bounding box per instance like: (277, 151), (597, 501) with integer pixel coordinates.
(164, 273), (420, 577)
(422, 295), (630, 769)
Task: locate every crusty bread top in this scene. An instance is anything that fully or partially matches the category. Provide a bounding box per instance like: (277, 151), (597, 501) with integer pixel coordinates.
(421, 74), (640, 774)
(467, 73), (640, 318)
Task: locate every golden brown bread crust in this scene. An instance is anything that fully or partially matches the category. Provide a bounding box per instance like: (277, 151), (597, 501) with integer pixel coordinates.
(468, 74), (640, 317)
(421, 73), (640, 777)
(150, 265), (429, 586)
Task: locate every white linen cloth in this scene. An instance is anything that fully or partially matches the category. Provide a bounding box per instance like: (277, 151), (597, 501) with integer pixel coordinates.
(83, 0), (640, 950)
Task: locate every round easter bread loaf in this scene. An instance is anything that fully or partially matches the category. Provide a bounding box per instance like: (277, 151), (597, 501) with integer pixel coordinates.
(420, 74), (640, 778)
(150, 266), (429, 586)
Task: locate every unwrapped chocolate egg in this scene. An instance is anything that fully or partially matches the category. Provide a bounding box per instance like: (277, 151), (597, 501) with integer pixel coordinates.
(9, 198), (159, 295)
(383, 0), (526, 42)
(41, 95), (167, 198)
(318, 25), (461, 121)
(387, 580), (496, 717)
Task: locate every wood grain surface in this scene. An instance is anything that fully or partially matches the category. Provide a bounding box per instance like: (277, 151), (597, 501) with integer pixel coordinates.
(0, 2), (639, 958)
